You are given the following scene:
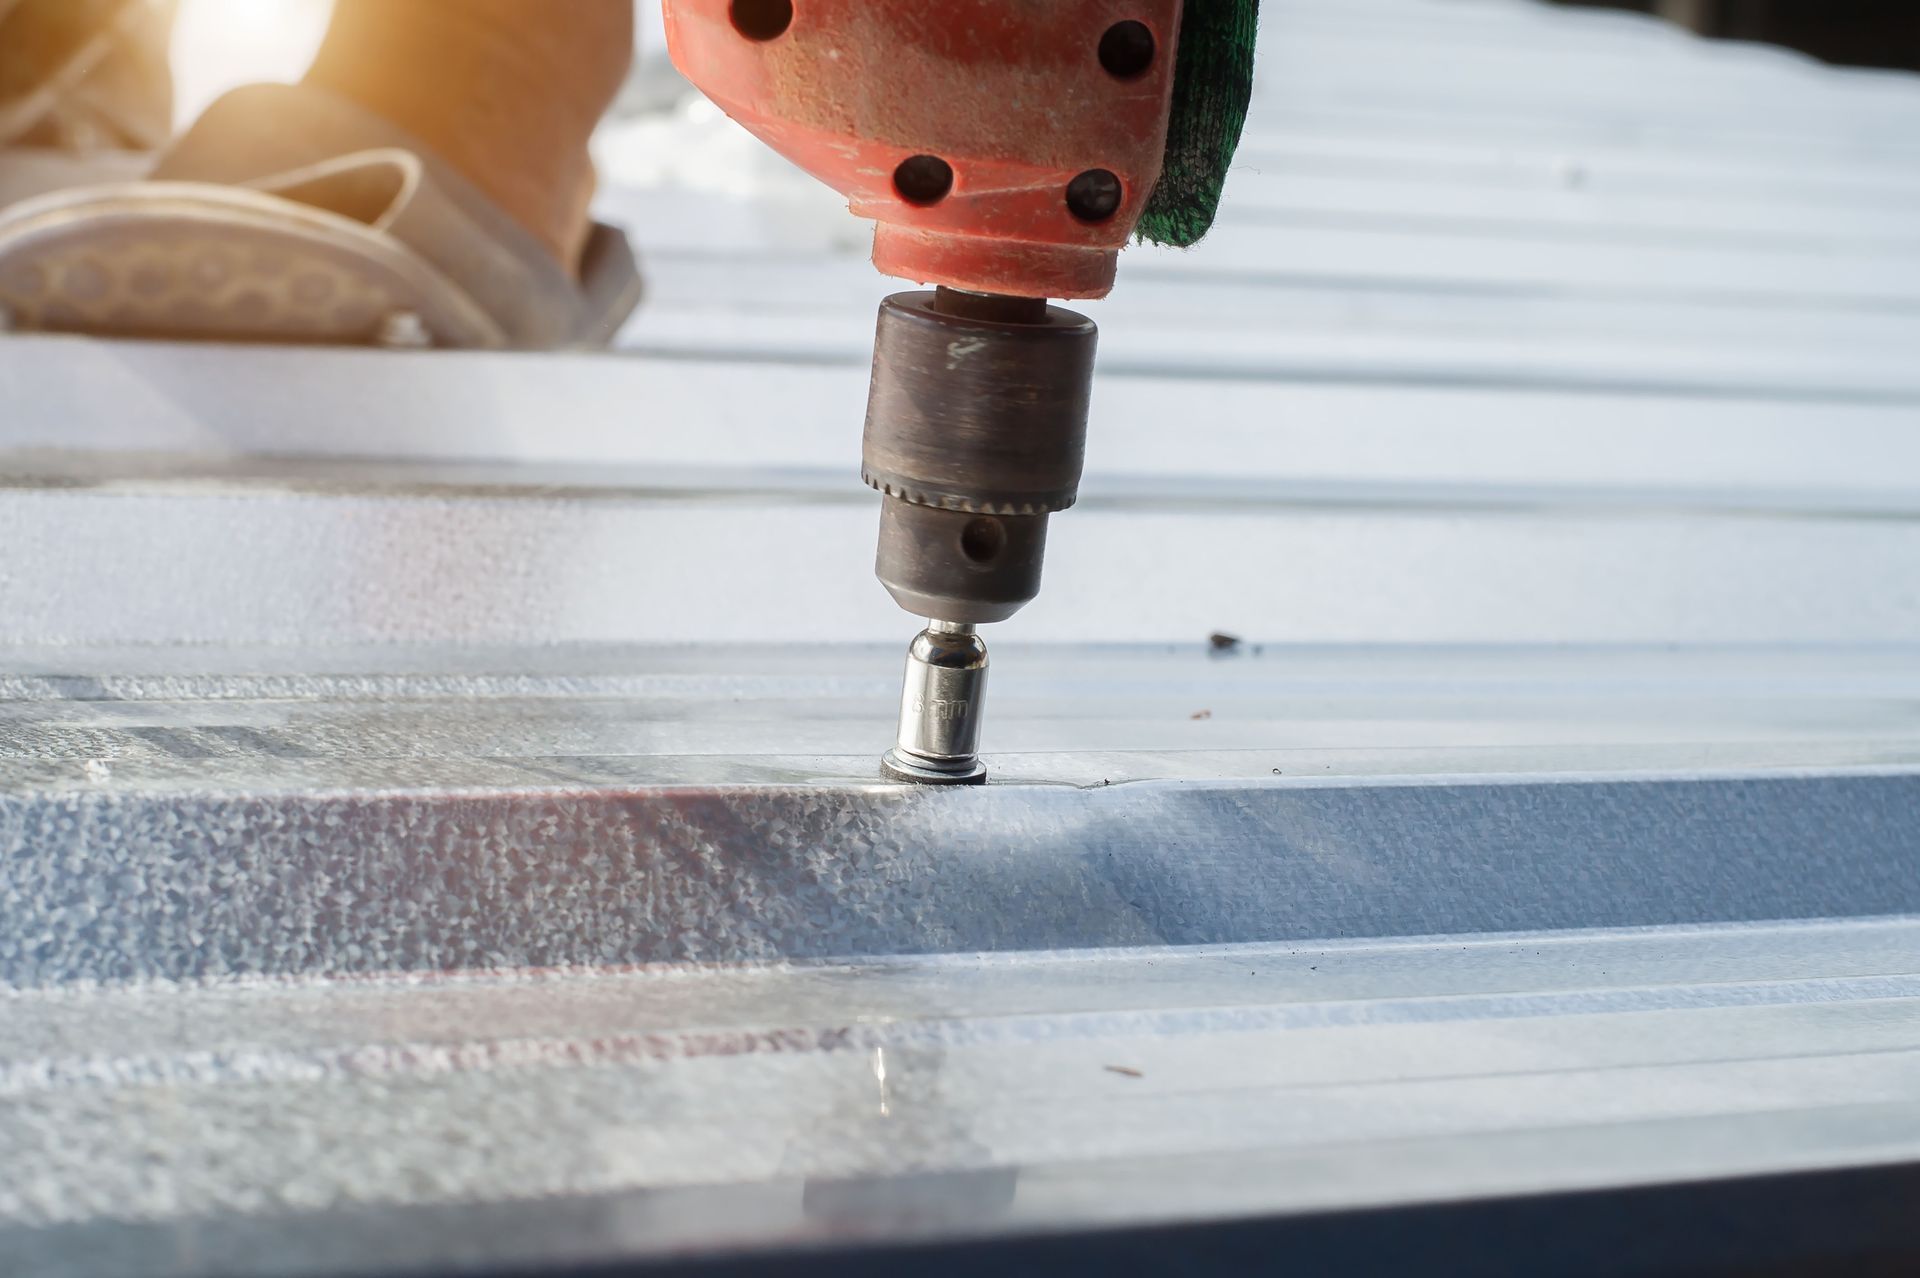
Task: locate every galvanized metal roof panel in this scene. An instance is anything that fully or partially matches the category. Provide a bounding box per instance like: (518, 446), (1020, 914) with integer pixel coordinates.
(4, 0), (1920, 1272)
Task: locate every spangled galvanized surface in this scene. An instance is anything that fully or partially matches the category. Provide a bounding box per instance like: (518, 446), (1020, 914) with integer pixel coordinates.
(5, 0), (1920, 1272)
(6, 918), (1920, 1277)
(4, 769), (1918, 988)
(3, 636), (1919, 987)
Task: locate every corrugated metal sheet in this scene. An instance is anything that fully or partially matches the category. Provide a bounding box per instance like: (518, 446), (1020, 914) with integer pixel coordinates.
(3, 0), (1919, 1273)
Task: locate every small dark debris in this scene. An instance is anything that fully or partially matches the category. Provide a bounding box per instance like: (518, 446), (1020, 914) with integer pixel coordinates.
(1105, 1065), (1144, 1079)
(1208, 632), (1242, 652)
(1191, 709), (1213, 720)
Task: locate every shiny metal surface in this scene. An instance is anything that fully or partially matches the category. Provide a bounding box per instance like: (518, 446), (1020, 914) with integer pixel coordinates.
(883, 621), (990, 785)
(6, 916), (1920, 1278)
(6, 639), (1920, 785)
(16, 637), (1915, 1274)
(9, 762), (1920, 986)
(4, 638), (1920, 991)
(5, 0), (1920, 1272)
(6, 473), (1920, 647)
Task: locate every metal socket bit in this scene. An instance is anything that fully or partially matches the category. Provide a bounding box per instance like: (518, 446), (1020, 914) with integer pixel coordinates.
(882, 621), (989, 786)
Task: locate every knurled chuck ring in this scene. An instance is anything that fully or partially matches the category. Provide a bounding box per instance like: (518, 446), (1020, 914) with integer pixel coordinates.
(860, 470), (1080, 517)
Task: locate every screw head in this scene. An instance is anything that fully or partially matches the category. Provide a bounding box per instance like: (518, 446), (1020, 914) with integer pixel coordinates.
(377, 310), (433, 350)
(1066, 169), (1124, 223)
(882, 747), (988, 786)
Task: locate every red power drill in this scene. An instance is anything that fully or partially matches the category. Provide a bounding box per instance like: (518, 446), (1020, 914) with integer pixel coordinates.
(664, 0), (1238, 784)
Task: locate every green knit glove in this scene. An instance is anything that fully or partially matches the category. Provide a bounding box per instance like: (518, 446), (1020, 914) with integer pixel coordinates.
(1138, 0), (1260, 247)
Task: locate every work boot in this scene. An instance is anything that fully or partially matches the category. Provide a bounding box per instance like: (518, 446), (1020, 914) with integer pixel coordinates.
(0, 0), (641, 348)
(0, 0), (173, 208)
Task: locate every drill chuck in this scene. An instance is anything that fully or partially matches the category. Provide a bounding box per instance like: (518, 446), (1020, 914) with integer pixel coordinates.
(863, 289), (1098, 625)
